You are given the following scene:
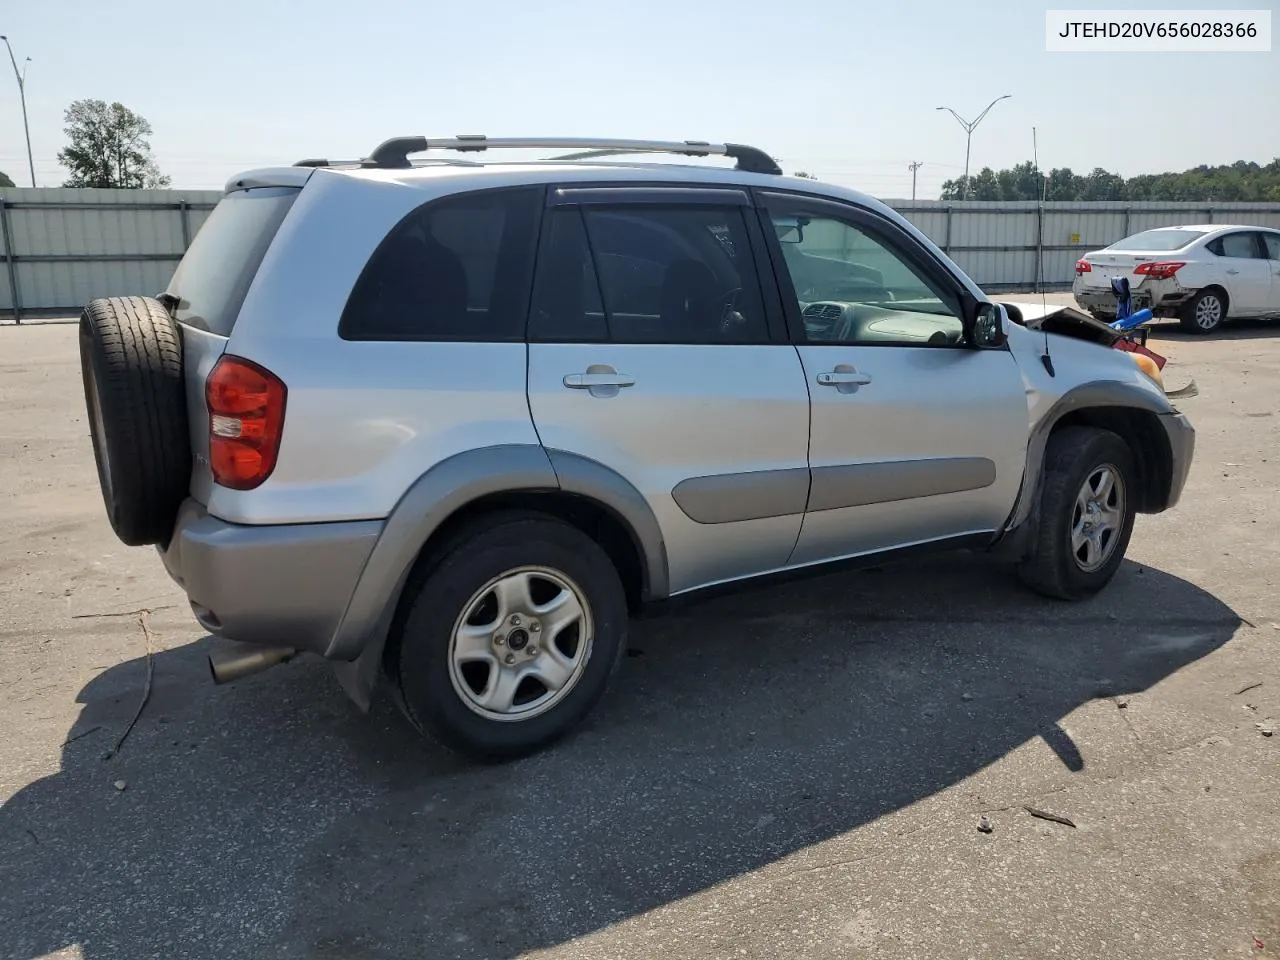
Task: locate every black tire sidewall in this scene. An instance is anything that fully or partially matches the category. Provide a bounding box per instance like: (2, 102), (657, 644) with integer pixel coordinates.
(1042, 431), (1137, 597)
(396, 515), (628, 760)
(78, 296), (190, 547)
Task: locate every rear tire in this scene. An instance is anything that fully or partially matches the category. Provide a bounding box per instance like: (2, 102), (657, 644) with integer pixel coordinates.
(78, 296), (191, 547)
(393, 511), (628, 761)
(1178, 287), (1227, 335)
(1017, 427), (1137, 601)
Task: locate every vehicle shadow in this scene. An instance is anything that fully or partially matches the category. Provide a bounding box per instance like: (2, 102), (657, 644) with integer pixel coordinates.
(1, 553), (1242, 959)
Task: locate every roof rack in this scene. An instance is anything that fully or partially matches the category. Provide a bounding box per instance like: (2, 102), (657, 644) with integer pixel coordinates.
(293, 136), (783, 176)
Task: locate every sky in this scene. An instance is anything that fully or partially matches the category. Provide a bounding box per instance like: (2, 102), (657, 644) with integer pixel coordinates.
(0, 0), (1276, 199)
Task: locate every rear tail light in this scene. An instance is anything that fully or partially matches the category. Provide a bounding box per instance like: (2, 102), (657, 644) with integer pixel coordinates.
(1133, 261), (1185, 280)
(1075, 259), (1092, 274)
(206, 356), (286, 490)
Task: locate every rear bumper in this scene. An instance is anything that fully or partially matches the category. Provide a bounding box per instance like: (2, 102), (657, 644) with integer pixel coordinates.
(1073, 279), (1194, 317)
(1159, 411), (1195, 511)
(158, 499), (383, 657)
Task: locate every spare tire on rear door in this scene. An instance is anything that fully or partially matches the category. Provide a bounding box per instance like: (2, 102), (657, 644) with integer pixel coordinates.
(79, 296), (191, 547)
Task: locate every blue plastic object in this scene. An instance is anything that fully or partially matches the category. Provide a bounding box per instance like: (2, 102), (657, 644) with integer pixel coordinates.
(1111, 308), (1153, 331)
(1110, 277), (1132, 322)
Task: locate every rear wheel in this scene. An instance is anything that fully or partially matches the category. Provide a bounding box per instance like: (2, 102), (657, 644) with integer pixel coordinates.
(1017, 426), (1137, 601)
(393, 512), (628, 760)
(1178, 288), (1227, 334)
(79, 296), (191, 546)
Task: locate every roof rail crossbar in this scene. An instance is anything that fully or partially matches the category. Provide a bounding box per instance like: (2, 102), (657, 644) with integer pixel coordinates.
(357, 136), (783, 175)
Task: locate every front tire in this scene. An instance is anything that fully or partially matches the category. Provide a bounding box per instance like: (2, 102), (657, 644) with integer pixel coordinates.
(1178, 287), (1227, 334)
(393, 512), (628, 761)
(1017, 427), (1137, 601)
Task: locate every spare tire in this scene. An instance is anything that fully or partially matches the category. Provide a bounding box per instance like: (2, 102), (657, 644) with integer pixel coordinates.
(79, 296), (191, 547)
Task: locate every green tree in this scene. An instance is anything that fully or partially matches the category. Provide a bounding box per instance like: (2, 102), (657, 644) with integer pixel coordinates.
(943, 158), (1280, 202)
(57, 99), (170, 189)
(0, 170), (14, 188)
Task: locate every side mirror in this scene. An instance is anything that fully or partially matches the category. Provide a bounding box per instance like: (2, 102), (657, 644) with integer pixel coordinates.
(972, 301), (1007, 348)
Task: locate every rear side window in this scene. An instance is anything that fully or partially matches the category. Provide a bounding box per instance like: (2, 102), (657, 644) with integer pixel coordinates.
(339, 187), (541, 341)
(1264, 233), (1280, 261)
(1207, 232), (1263, 259)
(529, 203), (769, 345)
(166, 186), (299, 336)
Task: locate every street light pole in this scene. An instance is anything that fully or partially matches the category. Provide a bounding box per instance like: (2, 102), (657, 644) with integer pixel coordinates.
(936, 95), (1011, 200)
(1, 36), (35, 188)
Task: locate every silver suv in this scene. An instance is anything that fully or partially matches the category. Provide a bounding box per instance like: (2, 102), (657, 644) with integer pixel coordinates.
(78, 136), (1196, 759)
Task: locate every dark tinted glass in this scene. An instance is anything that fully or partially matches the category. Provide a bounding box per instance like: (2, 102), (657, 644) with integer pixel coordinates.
(528, 208), (607, 341)
(340, 187), (540, 341)
(549, 205), (769, 345)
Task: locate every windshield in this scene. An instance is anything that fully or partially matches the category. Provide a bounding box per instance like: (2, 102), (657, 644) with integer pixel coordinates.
(165, 186), (300, 336)
(1107, 229), (1206, 252)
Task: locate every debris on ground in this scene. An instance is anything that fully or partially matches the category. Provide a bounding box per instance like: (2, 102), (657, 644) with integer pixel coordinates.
(1024, 806), (1077, 828)
(102, 610), (156, 760)
(1236, 681), (1263, 696)
(61, 725), (102, 747)
(1116, 698), (1129, 709)
(977, 816), (993, 834)
(113, 780), (127, 792)
(1256, 721), (1274, 738)
(961, 692), (974, 702)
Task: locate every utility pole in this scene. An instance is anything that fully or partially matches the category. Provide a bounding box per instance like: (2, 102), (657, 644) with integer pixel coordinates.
(908, 161), (923, 201)
(936, 95), (1012, 200)
(0, 36), (35, 188)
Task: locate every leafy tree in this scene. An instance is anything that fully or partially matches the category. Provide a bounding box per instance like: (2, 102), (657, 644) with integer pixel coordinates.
(941, 158), (1280, 202)
(57, 99), (170, 189)
(793, 171), (818, 179)
(0, 170), (14, 188)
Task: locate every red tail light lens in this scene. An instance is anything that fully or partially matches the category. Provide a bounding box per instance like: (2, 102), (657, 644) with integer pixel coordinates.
(206, 356), (286, 490)
(1075, 259), (1092, 274)
(1134, 261), (1185, 279)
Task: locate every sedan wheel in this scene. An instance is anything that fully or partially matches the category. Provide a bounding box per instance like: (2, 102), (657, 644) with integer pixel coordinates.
(1180, 289), (1227, 334)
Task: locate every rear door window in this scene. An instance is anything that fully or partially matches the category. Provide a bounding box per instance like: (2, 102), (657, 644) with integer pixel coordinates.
(528, 203), (770, 345)
(339, 187), (541, 341)
(1263, 233), (1280, 261)
(1208, 232), (1264, 258)
(166, 186), (299, 336)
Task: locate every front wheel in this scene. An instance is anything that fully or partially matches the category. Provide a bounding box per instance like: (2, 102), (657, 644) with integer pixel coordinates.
(1017, 426), (1137, 601)
(393, 512), (628, 760)
(1179, 288), (1227, 334)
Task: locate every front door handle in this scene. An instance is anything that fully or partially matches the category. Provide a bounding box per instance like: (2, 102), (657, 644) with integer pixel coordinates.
(816, 371), (873, 387)
(1225, 268), (1240, 275)
(563, 373), (635, 389)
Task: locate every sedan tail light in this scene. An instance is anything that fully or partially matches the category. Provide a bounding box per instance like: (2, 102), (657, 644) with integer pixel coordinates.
(206, 356), (287, 490)
(1133, 261), (1186, 280)
(1075, 259), (1092, 274)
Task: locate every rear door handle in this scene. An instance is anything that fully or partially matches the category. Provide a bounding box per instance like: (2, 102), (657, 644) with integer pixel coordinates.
(816, 371), (873, 386)
(1225, 269), (1240, 275)
(563, 373), (635, 389)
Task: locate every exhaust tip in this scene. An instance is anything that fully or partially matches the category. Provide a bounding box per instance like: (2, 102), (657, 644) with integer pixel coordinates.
(208, 644), (297, 685)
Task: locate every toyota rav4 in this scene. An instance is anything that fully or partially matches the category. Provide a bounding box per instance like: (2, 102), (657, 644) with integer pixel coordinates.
(78, 136), (1196, 760)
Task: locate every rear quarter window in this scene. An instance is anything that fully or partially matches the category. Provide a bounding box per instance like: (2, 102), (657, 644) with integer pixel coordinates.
(166, 186), (299, 336)
(338, 187), (542, 341)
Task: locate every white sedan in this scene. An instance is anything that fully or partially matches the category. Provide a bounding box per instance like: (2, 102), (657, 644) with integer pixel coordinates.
(1073, 224), (1280, 334)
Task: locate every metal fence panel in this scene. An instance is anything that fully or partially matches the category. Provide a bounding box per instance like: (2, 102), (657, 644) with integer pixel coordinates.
(1, 188), (221, 319)
(3, 189), (1280, 319)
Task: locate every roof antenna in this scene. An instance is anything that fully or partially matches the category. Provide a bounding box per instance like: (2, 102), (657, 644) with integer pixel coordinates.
(1034, 125), (1055, 376)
